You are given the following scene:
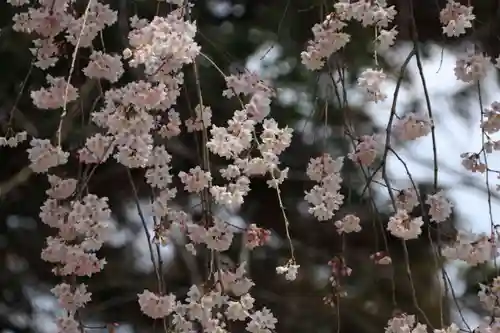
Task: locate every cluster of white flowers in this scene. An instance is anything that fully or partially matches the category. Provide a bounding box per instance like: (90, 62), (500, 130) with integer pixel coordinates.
(387, 209), (423, 240)
(259, 119), (293, 156)
(222, 73), (275, 123)
(89, 82), (170, 168)
(370, 251), (392, 265)
(78, 133), (115, 164)
(137, 263), (278, 333)
(334, 214), (362, 234)
(159, 109), (183, 138)
(460, 152), (487, 173)
(51, 283), (92, 313)
(7, 0), (30, 6)
(186, 104), (213, 132)
(454, 52), (490, 83)
(276, 261), (300, 281)
(245, 224), (271, 249)
(37, 173), (110, 332)
(138, 290), (176, 319)
(210, 174), (251, 210)
(357, 68), (388, 102)
(224, 72), (275, 122)
(45, 175), (77, 200)
(305, 154), (344, 221)
(29, 38), (60, 70)
(376, 27), (398, 52)
(65, 2), (117, 48)
(31, 75), (78, 110)
(12, 0), (68, 61)
(216, 263), (255, 295)
(126, 9), (200, 80)
(179, 166), (212, 193)
(208, 109), (254, 159)
(483, 140), (500, 155)
(152, 208), (192, 246)
(478, 276), (500, 314)
(27, 138), (69, 173)
(474, 101), (500, 188)
(473, 276), (500, 332)
(385, 313), (459, 333)
(55, 313), (80, 333)
(207, 73), (291, 209)
(393, 113), (432, 141)
(334, 0), (397, 28)
(226, 294), (255, 321)
(395, 188), (420, 212)
(83, 51), (124, 83)
(0, 131), (27, 147)
(41, 194), (110, 275)
(303, 0), (398, 98)
(301, 14), (350, 71)
(481, 102), (500, 134)
(439, 0), (475, 37)
(385, 313), (426, 333)
(461, 101), (500, 192)
(348, 134), (384, 166)
(224, 72), (273, 97)
(442, 231), (497, 265)
(334, 0), (399, 55)
(13, 0), (117, 69)
(190, 217), (234, 252)
(147, 146), (178, 220)
(425, 191), (453, 223)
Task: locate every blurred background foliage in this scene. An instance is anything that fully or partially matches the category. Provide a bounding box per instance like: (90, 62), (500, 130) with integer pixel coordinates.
(1, 0), (500, 333)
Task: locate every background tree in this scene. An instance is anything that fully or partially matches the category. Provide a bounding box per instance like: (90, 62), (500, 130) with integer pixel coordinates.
(0, 0), (498, 333)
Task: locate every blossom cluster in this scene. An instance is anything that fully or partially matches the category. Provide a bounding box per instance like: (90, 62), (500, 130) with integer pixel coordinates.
(207, 73), (292, 209)
(13, 0), (117, 69)
(442, 231), (497, 265)
(348, 134), (384, 166)
(334, 214), (362, 234)
(301, 0), (397, 71)
(138, 264), (277, 333)
(439, 0), (475, 37)
(385, 313), (458, 333)
(454, 52), (490, 83)
(38, 174), (110, 332)
(393, 113), (432, 141)
(0, 131), (27, 147)
(395, 188), (419, 212)
(305, 154), (344, 221)
(387, 209), (423, 240)
(27, 138), (69, 173)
